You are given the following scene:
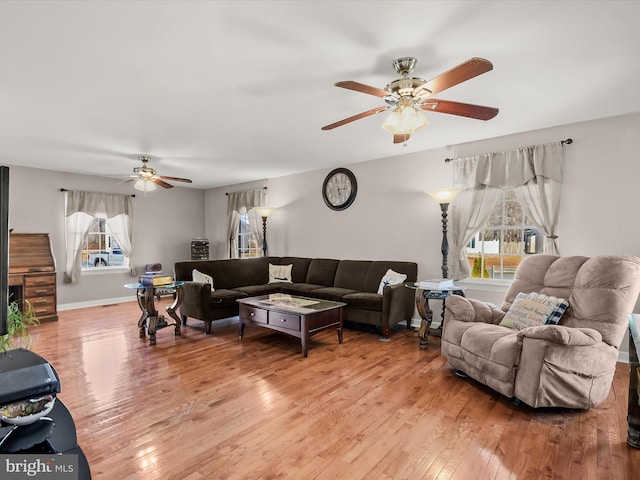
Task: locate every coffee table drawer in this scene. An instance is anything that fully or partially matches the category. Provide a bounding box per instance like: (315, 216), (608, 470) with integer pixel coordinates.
(268, 311), (301, 331)
(240, 305), (268, 325)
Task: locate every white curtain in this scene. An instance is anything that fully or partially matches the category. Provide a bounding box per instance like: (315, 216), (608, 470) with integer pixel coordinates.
(248, 209), (263, 255)
(64, 190), (134, 283)
(450, 142), (564, 279)
(227, 210), (241, 258)
(226, 188), (266, 258)
(450, 186), (501, 280)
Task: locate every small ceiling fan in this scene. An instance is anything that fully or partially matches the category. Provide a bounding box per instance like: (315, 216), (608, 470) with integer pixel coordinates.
(322, 57), (499, 143)
(126, 155), (193, 192)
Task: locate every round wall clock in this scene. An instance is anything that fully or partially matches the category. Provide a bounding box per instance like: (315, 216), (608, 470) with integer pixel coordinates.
(322, 168), (357, 211)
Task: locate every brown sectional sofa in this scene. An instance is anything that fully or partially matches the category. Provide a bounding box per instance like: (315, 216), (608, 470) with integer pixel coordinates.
(174, 256), (418, 338)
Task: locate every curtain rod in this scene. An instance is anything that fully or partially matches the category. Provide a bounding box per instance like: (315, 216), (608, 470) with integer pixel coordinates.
(225, 186), (268, 196)
(444, 138), (573, 163)
(60, 188), (136, 198)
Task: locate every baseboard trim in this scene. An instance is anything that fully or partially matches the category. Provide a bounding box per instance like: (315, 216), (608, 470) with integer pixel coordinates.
(58, 296), (136, 311)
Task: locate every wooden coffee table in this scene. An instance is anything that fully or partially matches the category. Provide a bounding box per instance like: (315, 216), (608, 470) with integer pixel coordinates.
(237, 294), (345, 357)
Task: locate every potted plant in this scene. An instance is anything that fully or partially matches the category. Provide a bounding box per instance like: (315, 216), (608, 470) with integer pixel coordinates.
(0, 299), (40, 353)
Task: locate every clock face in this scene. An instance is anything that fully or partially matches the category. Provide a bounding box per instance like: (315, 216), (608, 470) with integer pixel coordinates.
(322, 168), (357, 210)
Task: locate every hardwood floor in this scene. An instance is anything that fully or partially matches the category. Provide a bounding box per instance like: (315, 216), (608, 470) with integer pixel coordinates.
(30, 299), (639, 480)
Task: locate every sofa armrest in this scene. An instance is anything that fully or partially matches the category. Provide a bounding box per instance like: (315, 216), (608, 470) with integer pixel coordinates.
(381, 283), (414, 327)
(179, 281), (212, 321)
(444, 295), (506, 324)
(517, 325), (602, 346)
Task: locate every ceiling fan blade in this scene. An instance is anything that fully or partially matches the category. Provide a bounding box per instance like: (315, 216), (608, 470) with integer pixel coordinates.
(393, 134), (410, 144)
(151, 177), (173, 188)
(159, 176), (193, 183)
(322, 106), (389, 130)
(120, 178), (135, 184)
(420, 99), (499, 120)
(335, 81), (392, 98)
(413, 57), (494, 97)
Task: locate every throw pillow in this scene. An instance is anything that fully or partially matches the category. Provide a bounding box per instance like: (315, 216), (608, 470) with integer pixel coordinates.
(269, 263), (293, 283)
(499, 292), (569, 330)
(377, 269), (408, 295)
(192, 269), (214, 290)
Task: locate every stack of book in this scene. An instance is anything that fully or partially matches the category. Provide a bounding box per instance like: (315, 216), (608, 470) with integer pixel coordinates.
(139, 266), (173, 287)
(418, 279), (455, 290)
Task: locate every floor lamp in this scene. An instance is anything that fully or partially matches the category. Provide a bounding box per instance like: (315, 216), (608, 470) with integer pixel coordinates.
(426, 189), (461, 279)
(255, 207), (274, 256)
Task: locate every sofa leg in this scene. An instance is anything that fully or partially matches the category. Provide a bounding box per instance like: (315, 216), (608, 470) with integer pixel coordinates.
(205, 321), (212, 335)
(454, 370), (468, 378)
(379, 326), (390, 341)
(511, 398), (522, 406)
(181, 315), (188, 326)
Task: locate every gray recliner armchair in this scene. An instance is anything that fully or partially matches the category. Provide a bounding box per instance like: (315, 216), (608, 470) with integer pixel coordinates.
(441, 255), (640, 409)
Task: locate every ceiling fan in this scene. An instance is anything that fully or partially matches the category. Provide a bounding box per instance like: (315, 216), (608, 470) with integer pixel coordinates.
(126, 155), (193, 192)
(321, 57), (499, 144)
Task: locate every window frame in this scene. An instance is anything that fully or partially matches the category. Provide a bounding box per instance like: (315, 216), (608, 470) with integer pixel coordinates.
(80, 216), (130, 273)
(465, 188), (541, 282)
(237, 212), (262, 258)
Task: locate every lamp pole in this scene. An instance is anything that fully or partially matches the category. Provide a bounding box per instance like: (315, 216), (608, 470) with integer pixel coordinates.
(255, 207), (274, 257)
(439, 202), (450, 279)
(426, 189), (461, 279)
(261, 215), (268, 257)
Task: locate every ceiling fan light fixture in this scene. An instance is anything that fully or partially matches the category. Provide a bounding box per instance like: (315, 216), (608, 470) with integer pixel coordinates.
(134, 178), (156, 192)
(382, 105), (429, 134)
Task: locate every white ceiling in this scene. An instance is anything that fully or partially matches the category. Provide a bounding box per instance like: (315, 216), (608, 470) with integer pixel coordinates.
(1, 1), (639, 189)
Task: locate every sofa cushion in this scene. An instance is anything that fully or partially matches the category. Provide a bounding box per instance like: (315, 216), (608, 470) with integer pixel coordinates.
(234, 284), (281, 297)
(499, 292), (569, 330)
(306, 258), (340, 286)
(310, 287), (358, 302)
(376, 269), (407, 294)
(210, 289), (248, 306)
(268, 263), (293, 283)
(342, 292), (383, 311)
(278, 283), (325, 296)
(460, 323), (521, 382)
(334, 260), (371, 291)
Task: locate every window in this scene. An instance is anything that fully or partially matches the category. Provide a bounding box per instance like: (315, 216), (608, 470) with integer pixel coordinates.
(237, 212), (261, 258)
(466, 189), (540, 280)
(81, 217), (130, 269)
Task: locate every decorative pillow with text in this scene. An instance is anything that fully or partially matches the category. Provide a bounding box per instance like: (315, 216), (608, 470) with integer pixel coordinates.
(377, 269), (408, 295)
(269, 264), (293, 283)
(499, 292), (569, 330)
(192, 269), (215, 291)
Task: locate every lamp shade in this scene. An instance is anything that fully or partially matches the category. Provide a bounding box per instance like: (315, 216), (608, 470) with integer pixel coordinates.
(426, 188), (462, 204)
(134, 178), (156, 192)
(255, 206), (275, 218)
(382, 106), (429, 134)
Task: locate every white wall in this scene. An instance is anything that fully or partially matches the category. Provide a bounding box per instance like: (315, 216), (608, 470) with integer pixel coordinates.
(6, 165), (204, 306)
(6, 112), (640, 355)
(207, 112), (640, 278)
(205, 111), (640, 357)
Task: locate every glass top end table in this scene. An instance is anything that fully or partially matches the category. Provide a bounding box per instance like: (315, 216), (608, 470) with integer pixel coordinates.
(124, 281), (184, 345)
(405, 282), (465, 349)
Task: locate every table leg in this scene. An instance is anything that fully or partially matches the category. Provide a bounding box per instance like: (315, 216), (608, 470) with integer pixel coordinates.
(239, 320), (245, 339)
(415, 289), (433, 350)
(628, 325), (640, 448)
(136, 291), (148, 337)
(141, 288), (159, 346)
(337, 307), (344, 344)
(301, 320), (309, 358)
(165, 286), (183, 336)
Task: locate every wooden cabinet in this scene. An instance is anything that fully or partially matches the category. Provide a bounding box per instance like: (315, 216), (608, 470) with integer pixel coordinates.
(9, 233), (58, 322)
